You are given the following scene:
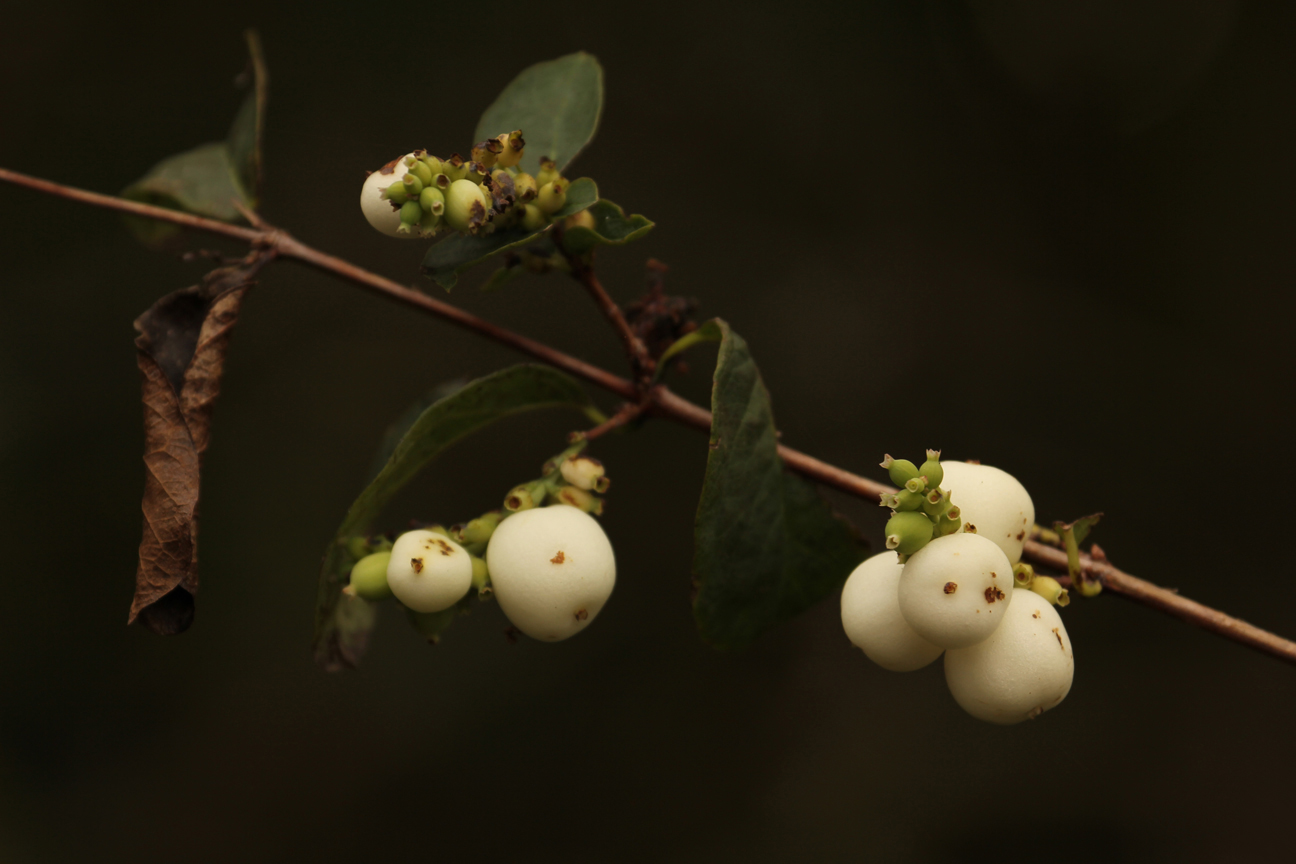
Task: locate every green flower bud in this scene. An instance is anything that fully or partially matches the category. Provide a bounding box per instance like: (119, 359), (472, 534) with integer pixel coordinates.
(462, 510), (504, 545)
(1030, 575), (1070, 607)
(465, 161), (489, 185)
(521, 203), (547, 232)
(880, 454), (919, 487)
(419, 153), (444, 175)
(563, 210), (596, 231)
(892, 488), (925, 512)
(535, 157), (559, 188)
(884, 511), (933, 555)
(495, 130), (525, 168)
(535, 179), (568, 215)
(402, 172), (424, 197)
(345, 535), (372, 561)
(431, 173), (451, 192)
(505, 480), (548, 512)
(471, 137), (503, 169)
(904, 476), (927, 495)
(936, 511), (962, 536)
(512, 172), (538, 201)
(419, 186), (445, 217)
(444, 179), (488, 232)
(918, 450), (943, 489)
(1012, 562), (1036, 588)
(346, 551), (393, 601)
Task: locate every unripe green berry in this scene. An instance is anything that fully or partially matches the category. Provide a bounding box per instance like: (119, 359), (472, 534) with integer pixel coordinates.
(521, 203), (547, 232)
(885, 511), (934, 556)
(419, 186), (445, 216)
(442, 154), (468, 182)
(919, 452), (943, 489)
(419, 153), (444, 174)
(921, 488), (949, 518)
(381, 182), (408, 205)
(564, 210), (596, 231)
(892, 488), (926, 512)
(904, 476), (927, 495)
(880, 454), (920, 487)
(397, 200), (423, 234)
(400, 172), (423, 198)
(347, 551), (393, 601)
(443, 179), (488, 232)
(535, 157), (559, 187)
(470, 554), (491, 595)
(535, 179), (568, 215)
(471, 137), (503, 169)
(512, 172), (538, 201)
(409, 160), (433, 185)
(462, 510), (504, 544)
(1030, 575), (1070, 607)
(495, 130), (525, 168)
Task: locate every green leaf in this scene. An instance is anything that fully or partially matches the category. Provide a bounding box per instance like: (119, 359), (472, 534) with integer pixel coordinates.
(421, 177), (598, 290)
(313, 365), (600, 671)
(475, 52), (604, 176)
(692, 320), (868, 650)
(122, 31), (268, 246)
(653, 318), (724, 383)
(557, 199), (654, 256)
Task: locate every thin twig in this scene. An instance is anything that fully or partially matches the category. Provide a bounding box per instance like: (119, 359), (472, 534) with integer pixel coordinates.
(567, 254), (655, 385)
(4, 165), (1294, 667)
(574, 396), (654, 442)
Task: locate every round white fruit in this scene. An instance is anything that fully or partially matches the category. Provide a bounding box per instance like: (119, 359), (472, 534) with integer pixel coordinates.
(945, 587), (1074, 724)
(897, 532), (1013, 649)
(940, 461), (1034, 564)
(486, 505), (616, 642)
(360, 153), (419, 239)
(386, 529), (474, 613)
(841, 552), (943, 671)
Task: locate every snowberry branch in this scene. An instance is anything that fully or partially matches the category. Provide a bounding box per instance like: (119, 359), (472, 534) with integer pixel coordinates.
(3, 165), (1293, 667)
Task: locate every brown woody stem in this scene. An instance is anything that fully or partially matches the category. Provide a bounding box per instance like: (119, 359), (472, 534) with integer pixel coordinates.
(3, 165), (1293, 667)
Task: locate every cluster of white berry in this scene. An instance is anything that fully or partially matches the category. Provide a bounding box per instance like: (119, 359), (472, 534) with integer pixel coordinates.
(344, 453), (616, 642)
(841, 456), (1075, 724)
(359, 129), (585, 239)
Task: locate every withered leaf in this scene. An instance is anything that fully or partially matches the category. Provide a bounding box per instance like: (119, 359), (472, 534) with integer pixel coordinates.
(128, 253), (268, 634)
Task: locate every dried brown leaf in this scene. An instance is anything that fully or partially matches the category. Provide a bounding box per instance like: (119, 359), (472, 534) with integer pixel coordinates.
(127, 254), (269, 634)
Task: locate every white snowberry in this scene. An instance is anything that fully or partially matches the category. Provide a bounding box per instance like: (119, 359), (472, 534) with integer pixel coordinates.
(944, 587), (1075, 724)
(386, 529), (474, 613)
(485, 505), (616, 642)
(360, 153), (420, 239)
(897, 532), (1013, 649)
(939, 461), (1035, 564)
(840, 551), (943, 671)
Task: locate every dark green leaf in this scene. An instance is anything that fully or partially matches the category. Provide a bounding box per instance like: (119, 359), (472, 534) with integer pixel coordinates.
(226, 30), (268, 203)
(474, 52), (604, 176)
(122, 32), (268, 246)
(692, 320), (868, 650)
(421, 177), (598, 290)
(313, 365), (601, 670)
(557, 199), (654, 256)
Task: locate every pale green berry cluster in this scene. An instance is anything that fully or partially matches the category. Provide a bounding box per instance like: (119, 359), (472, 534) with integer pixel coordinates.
(342, 447), (614, 642)
(843, 456), (1075, 723)
(878, 450), (962, 560)
(359, 129), (579, 240)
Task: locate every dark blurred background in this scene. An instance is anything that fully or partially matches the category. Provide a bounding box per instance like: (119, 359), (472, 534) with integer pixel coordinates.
(2, 0), (1294, 860)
